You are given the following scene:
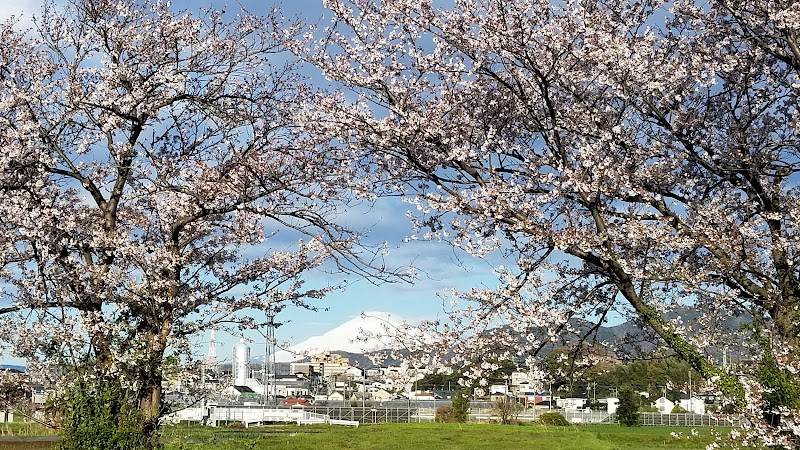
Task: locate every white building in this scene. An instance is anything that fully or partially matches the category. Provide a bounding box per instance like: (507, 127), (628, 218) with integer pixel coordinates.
(345, 366), (365, 379)
(489, 384), (509, 395)
(328, 391), (346, 402)
(384, 366), (406, 379)
(605, 397), (620, 414)
(654, 396), (675, 414)
(371, 380), (394, 391)
(310, 351), (350, 377)
(369, 388), (394, 402)
(290, 363), (315, 376)
(679, 396), (706, 414)
(233, 375), (310, 398)
(366, 368), (384, 378)
(407, 391), (437, 400)
(556, 397), (588, 410)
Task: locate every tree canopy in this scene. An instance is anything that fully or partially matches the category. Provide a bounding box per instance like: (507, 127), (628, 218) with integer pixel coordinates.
(0, 0), (400, 446)
(299, 0), (800, 446)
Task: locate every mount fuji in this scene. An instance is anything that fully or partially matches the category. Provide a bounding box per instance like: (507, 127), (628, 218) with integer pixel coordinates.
(268, 312), (405, 363)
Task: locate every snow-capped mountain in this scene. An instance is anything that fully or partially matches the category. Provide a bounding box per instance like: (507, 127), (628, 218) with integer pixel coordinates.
(271, 312), (404, 363)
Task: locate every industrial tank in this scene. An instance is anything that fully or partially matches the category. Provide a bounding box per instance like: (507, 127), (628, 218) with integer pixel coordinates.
(233, 340), (250, 386)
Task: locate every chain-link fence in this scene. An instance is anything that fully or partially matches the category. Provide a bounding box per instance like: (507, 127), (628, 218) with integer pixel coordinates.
(638, 412), (742, 427)
(169, 404), (744, 428)
(309, 406), (428, 423)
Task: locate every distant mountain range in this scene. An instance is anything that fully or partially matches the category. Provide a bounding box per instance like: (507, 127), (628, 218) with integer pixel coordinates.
(0, 364), (25, 373)
(247, 307), (751, 369)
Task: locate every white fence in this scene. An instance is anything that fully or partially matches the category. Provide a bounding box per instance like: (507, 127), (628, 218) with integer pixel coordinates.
(164, 406), (356, 427)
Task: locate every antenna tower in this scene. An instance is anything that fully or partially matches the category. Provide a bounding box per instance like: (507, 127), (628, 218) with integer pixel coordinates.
(207, 329), (218, 368)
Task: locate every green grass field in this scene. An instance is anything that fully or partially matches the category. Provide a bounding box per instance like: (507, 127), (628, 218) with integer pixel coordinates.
(0, 421), (736, 450)
(161, 423), (731, 450)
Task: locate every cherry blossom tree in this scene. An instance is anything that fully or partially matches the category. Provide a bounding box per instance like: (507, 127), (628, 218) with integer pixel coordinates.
(300, 0), (799, 446)
(0, 0), (398, 445)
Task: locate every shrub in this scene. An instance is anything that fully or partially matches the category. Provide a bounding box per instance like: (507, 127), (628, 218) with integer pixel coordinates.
(493, 397), (523, 425)
(671, 404), (688, 413)
(617, 386), (641, 427)
(435, 406), (457, 423)
(54, 378), (161, 450)
(538, 412), (569, 426)
(451, 389), (470, 423)
(757, 342), (800, 427)
(588, 401), (606, 411)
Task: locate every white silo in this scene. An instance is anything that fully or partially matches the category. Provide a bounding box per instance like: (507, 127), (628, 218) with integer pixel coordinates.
(233, 339), (251, 386)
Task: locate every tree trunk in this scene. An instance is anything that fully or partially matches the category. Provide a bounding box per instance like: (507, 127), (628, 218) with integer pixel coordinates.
(136, 323), (171, 448)
(772, 281), (800, 350)
(139, 373), (162, 447)
(140, 382), (162, 421)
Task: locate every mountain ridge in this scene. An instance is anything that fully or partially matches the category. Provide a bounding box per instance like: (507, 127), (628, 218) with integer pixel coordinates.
(249, 306), (750, 368)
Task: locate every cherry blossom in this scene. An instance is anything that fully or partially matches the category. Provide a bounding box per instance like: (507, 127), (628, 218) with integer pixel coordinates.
(0, 0), (400, 440)
(300, 0), (800, 446)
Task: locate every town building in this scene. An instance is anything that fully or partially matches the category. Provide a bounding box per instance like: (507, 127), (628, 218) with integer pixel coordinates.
(310, 351), (350, 377)
(679, 396), (706, 414)
(654, 396), (675, 414)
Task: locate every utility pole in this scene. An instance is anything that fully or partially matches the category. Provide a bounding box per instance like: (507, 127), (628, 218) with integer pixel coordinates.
(201, 328), (216, 426)
(262, 305), (277, 406)
(200, 361), (205, 425)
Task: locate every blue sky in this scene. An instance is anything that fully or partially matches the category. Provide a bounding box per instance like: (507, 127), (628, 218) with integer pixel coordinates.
(244, 192), (503, 353)
(176, 2), (502, 354)
(0, 0), (506, 363)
